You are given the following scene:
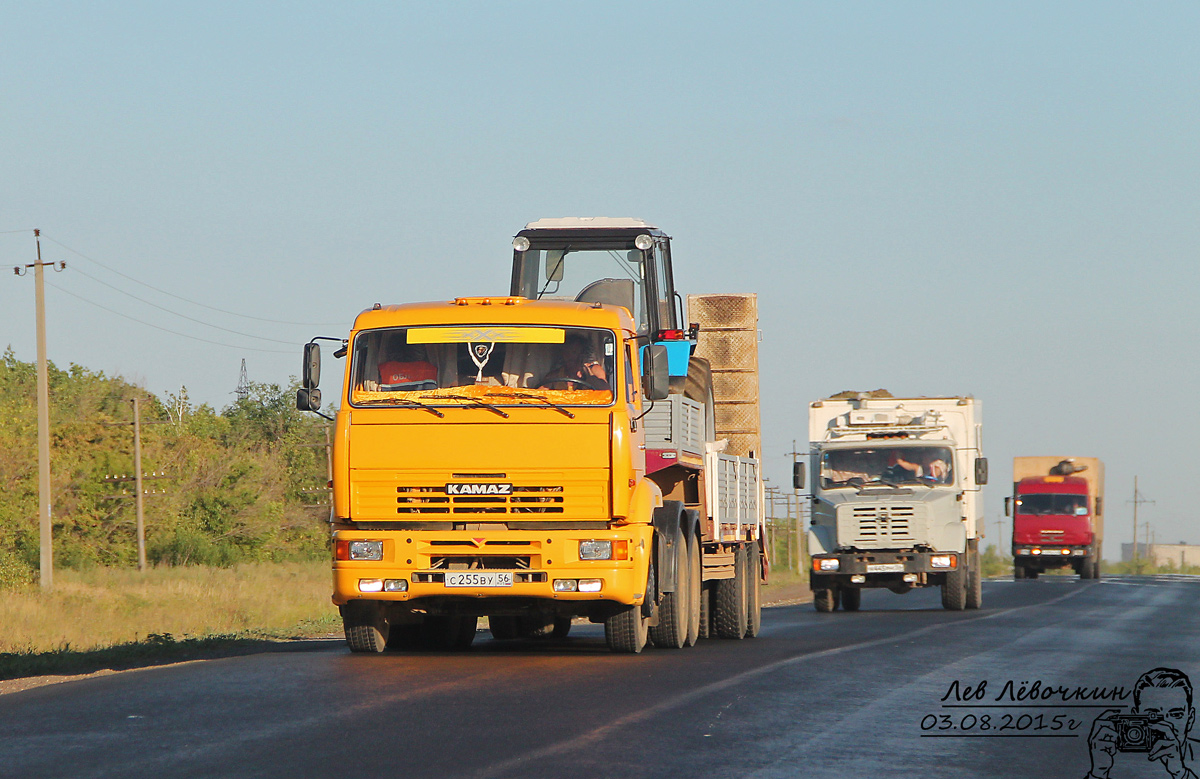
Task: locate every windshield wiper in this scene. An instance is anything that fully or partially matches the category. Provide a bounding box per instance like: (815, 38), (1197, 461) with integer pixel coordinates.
(358, 397), (444, 417)
(421, 394), (510, 418)
(487, 391), (575, 418)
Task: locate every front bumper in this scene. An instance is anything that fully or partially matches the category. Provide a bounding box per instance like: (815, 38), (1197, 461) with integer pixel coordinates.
(810, 550), (959, 589)
(331, 526), (653, 607)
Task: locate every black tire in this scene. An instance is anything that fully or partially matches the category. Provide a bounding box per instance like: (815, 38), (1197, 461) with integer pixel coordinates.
(605, 564), (653, 653)
(1028, 569), (1039, 580)
(551, 617), (572, 639)
(518, 616), (556, 639)
(342, 601), (388, 653)
(715, 547), (748, 638)
(942, 566), (967, 611)
(841, 586), (861, 612)
(672, 357), (715, 443)
(1013, 564), (1026, 580)
(697, 582), (712, 639)
(649, 529), (689, 649)
(385, 623), (422, 651)
(745, 542), (763, 637)
(488, 615), (519, 640)
(966, 549), (983, 609)
(419, 615), (468, 651)
(1092, 559), (1101, 580)
(813, 588), (839, 613)
(1079, 556), (1095, 580)
(685, 526), (702, 646)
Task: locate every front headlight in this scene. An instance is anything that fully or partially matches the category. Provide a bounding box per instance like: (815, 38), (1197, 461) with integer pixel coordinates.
(349, 540), (384, 561)
(930, 554), (956, 569)
(579, 540), (613, 560)
(816, 558), (840, 572)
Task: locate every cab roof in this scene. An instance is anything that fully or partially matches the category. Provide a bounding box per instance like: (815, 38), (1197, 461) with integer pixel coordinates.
(352, 297), (637, 333)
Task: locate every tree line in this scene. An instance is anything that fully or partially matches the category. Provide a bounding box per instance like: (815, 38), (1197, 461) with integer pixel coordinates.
(0, 348), (330, 587)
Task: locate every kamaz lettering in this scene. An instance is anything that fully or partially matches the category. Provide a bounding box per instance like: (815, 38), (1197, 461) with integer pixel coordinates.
(446, 483), (513, 495)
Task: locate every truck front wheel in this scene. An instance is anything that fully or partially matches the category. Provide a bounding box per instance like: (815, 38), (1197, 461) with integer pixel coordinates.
(841, 587), (861, 612)
(942, 567), (967, 611)
(966, 549), (983, 609)
(605, 564), (653, 653)
(813, 588), (839, 613)
(342, 601), (388, 653)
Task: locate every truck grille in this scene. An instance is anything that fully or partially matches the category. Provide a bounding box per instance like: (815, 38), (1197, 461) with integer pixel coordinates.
(429, 556), (531, 570)
(842, 505), (918, 546)
(396, 486), (565, 514)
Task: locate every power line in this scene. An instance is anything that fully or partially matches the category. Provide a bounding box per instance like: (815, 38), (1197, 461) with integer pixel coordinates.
(67, 265), (298, 345)
(45, 280), (297, 354)
(42, 234), (347, 327)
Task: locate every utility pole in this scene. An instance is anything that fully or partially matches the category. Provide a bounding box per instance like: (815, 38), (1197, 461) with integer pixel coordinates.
(132, 398), (146, 571)
(12, 229), (65, 590)
(785, 439), (806, 573)
(1129, 476), (1155, 563)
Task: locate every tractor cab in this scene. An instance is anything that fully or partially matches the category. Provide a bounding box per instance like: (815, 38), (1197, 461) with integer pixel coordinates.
(510, 218), (696, 378)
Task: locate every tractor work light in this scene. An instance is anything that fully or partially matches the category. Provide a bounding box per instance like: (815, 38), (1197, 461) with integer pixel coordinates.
(383, 579), (408, 592)
(358, 579), (383, 593)
(512, 236), (530, 252)
(553, 579), (578, 592)
(634, 234), (654, 250)
(930, 555), (956, 569)
(815, 558), (840, 572)
(578, 579), (603, 592)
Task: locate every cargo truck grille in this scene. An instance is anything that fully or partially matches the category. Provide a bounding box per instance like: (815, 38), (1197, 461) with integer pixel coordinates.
(428, 556), (531, 570)
(842, 505), (918, 546)
(395, 486), (565, 515)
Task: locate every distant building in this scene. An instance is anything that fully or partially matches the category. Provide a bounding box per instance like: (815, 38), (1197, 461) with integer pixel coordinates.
(1121, 543), (1200, 568)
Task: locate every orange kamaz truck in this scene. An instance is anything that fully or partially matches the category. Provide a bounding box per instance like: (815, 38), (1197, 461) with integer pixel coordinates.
(298, 219), (765, 653)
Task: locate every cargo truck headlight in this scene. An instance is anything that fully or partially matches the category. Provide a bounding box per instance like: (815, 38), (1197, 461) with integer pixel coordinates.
(930, 555), (956, 569)
(553, 579), (579, 592)
(346, 540), (383, 561)
(579, 540), (614, 560)
(1060, 549), (1071, 555)
(1031, 548), (1042, 555)
(815, 558), (840, 572)
(383, 579), (408, 592)
(578, 579), (603, 592)
(358, 578), (383, 593)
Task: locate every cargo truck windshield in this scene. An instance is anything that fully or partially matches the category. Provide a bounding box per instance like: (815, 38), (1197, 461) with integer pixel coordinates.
(821, 446), (955, 488)
(1014, 494), (1088, 516)
(349, 325), (616, 408)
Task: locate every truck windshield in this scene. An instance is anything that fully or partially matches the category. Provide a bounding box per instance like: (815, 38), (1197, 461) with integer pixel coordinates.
(349, 325), (616, 408)
(513, 248), (647, 329)
(821, 446), (955, 488)
(1015, 494), (1088, 516)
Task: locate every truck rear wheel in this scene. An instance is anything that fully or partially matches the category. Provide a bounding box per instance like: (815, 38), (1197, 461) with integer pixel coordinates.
(421, 615), (477, 651)
(715, 547), (748, 638)
(342, 601), (388, 653)
(966, 549), (983, 609)
(697, 583), (712, 639)
(942, 567), (967, 611)
(841, 587), (861, 612)
(813, 588), (839, 613)
(685, 525), (702, 646)
(745, 542), (763, 637)
(488, 616), (519, 640)
(649, 529), (690, 649)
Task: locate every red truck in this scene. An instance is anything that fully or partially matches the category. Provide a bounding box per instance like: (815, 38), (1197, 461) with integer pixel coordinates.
(1006, 457), (1104, 580)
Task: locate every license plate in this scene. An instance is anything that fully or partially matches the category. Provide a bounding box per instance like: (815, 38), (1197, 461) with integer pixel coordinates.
(444, 571), (513, 588)
(867, 563), (905, 573)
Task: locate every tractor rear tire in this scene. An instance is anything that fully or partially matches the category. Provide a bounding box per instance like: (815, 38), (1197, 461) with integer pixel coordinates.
(715, 547), (748, 638)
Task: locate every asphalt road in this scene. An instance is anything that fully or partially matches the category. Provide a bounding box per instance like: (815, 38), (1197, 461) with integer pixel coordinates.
(2, 575), (1194, 779)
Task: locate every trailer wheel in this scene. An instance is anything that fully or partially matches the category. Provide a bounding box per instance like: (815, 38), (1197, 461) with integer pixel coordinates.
(685, 526), (702, 646)
(715, 547), (748, 638)
(698, 582), (712, 639)
(942, 567), (967, 611)
(650, 528), (690, 649)
(841, 587), (861, 612)
(813, 588), (839, 613)
(966, 549), (983, 609)
(342, 601), (388, 653)
(745, 542), (763, 637)
(605, 564), (653, 653)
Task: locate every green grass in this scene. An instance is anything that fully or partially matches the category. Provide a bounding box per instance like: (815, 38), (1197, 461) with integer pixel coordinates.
(0, 561), (339, 681)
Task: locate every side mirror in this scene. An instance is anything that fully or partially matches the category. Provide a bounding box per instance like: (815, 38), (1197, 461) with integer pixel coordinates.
(1004, 496), (1011, 517)
(793, 462), (806, 491)
(1095, 496), (1103, 517)
(641, 344), (669, 401)
(302, 342), (321, 389)
(974, 457), (989, 486)
(296, 387), (322, 412)
(545, 250), (565, 282)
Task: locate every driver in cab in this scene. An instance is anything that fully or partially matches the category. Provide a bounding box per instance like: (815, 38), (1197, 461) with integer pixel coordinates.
(539, 334), (608, 390)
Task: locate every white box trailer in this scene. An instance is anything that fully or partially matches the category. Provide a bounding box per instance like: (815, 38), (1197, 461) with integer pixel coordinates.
(806, 395), (987, 612)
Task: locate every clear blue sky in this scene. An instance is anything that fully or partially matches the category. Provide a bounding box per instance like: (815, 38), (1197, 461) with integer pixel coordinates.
(3, 2), (1198, 559)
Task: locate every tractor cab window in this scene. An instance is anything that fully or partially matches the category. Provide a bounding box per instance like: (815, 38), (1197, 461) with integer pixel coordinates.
(821, 446), (955, 488)
(513, 247), (647, 331)
(350, 326), (617, 408)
